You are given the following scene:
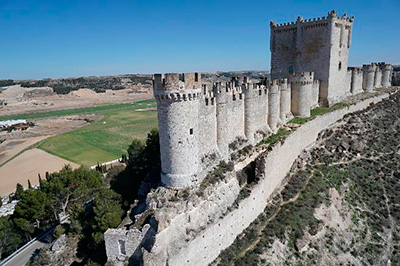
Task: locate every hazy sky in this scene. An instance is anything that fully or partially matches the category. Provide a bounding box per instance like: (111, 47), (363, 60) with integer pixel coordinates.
(1, 0), (399, 80)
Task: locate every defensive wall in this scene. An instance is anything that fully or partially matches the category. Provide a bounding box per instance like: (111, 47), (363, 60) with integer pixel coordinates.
(105, 90), (393, 266)
(153, 64), (392, 190)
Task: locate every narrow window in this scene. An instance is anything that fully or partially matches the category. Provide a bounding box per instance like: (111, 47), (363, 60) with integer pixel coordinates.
(233, 94), (236, 101)
(190, 128), (193, 135)
(239, 93), (243, 100)
(338, 62), (342, 70)
(205, 98), (209, 106)
(259, 90), (262, 96)
(118, 240), (126, 255)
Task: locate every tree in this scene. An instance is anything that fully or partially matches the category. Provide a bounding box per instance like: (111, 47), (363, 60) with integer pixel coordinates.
(28, 180), (32, 189)
(39, 166), (103, 216)
(12, 189), (49, 237)
(111, 129), (160, 203)
(0, 216), (22, 260)
(14, 183), (24, 200)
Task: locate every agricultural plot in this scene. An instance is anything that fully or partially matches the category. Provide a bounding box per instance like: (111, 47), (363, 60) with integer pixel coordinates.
(37, 99), (158, 166)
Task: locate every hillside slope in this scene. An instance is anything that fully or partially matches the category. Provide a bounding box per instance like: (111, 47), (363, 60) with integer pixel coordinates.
(215, 91), (400, 265)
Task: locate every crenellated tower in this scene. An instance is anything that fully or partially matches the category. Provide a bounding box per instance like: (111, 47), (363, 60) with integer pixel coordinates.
(154, 73), (202, 188)
(381, 64), (393, 88)
(270, 10), (354, 106)
(362, 64), (376, 92)
(289, 72), (314, 118)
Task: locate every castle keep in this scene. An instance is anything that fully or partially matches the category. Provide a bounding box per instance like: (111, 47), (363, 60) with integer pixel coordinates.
(270, 10), (354, 105)
(105, 11), (394, 265)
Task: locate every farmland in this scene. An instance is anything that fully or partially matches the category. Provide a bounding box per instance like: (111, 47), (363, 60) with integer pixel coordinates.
(35, 99), (158, 166)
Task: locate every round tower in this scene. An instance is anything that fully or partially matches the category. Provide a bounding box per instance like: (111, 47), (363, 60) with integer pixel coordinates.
(362, 64), (376, 92)
(244, 78), (269, 145)
(153, 73), (202, 189)
(381, 64), (393, 88)
(374, 65), (382, 89)
(279, 78), (293, 124)
(268, 80), (281, 133)
(289, 72), (314, 118)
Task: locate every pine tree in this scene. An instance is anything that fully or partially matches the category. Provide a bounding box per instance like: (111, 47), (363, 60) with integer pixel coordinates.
(14, 183), (24, 200)
(28, 180), (32, 190)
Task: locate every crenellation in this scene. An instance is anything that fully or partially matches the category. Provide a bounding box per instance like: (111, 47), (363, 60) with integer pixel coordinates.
(106, 10), (395, 265)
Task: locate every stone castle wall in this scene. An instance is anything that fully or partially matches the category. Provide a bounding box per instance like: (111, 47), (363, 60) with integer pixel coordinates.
(142, 92), (391, 266)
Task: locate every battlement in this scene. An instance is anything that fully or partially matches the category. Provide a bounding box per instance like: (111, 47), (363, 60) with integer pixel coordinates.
(153, 73), (202, 91)
(348, 67), (362, 72)
(270, 10), (353, 31)
(362, 64), (377, 72)
(289, 72), (314, 84)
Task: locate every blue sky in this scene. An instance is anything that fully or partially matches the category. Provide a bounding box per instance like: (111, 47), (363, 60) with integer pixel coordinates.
(0, 0), (399, 80)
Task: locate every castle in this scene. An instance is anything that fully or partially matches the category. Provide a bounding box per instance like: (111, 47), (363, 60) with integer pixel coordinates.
(105, 11), (394, 265)
(154, 10), (392, 189)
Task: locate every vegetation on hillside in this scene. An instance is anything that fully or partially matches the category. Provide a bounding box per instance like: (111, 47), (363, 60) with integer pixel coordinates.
(19, 75), (153, 95)
(216, 92), (400, 265)
(0, 129), (161, 264)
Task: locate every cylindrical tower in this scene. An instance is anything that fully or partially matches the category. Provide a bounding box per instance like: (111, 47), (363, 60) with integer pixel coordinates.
(268, 80), (280, 133)
(279, 79), (292, 124)
(374, 65), (382, 89)
(154, 73), (202, 189)
(362, 64), (376, 92)
(289, 72), (313, 118)
(350, 67), (363, 94)
(381, 64), (393, 88)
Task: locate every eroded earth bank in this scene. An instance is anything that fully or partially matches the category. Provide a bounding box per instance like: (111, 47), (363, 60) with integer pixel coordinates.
(215, 91), (400, 265)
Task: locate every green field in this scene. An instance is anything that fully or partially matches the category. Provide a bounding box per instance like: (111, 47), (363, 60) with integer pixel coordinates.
(14, 99), (159, 166)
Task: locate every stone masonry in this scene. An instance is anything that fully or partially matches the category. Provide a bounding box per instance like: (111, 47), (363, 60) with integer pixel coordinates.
(104, 10), (394, 265)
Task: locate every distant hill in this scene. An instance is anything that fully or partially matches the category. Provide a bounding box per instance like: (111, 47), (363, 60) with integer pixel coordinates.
(0, 71), (270, 95)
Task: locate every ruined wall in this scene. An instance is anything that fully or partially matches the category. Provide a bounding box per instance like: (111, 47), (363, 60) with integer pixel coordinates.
(105, 225), (154, 263)
(143, 92), (391, 266)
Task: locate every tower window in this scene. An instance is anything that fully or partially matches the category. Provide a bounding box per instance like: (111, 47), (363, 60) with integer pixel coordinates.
(190, 128), (193, 135)
(118, 240), (126, 255)
(338, 62), (342, 70)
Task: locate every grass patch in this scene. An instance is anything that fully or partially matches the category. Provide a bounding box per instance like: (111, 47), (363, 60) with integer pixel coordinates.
(257, 129), (290, 146)
(36, 100), (157, 166)
(289, 102), (350, 124)
(310, 102), (349, 117)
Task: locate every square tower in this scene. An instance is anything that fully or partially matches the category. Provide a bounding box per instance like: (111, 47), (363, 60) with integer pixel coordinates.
(270, 10), (354, 106)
